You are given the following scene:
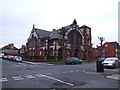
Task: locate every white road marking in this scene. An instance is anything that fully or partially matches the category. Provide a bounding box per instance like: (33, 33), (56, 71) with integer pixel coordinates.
(83, 70), (100, 75)
(69, 71), (74, 72)
(75, 70), (80, 72)
(35, 74), (45, 77)
(25, 75), (36, 79)
(16, 65), (21, 66)
(12, 76), (24, 80)
(40, 74), (74, 86)
(45, 73), (52, 75)
(54, 72), (60, 74)
(0, 78), (8, 82)
(62, 71), (68, 73)
(83, 70), (105, 78)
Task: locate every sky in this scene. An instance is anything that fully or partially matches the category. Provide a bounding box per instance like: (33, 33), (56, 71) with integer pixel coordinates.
(0, 0), (119, 48)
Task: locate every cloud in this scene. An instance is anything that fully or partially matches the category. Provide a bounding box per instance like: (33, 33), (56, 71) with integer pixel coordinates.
(0, 0), (118, 48)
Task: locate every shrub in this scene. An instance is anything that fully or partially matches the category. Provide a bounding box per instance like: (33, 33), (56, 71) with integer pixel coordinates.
(57, 56), (62, 59)
(46, 56), (56, 59)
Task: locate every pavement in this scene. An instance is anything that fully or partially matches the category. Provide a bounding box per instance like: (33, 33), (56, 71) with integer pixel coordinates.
(83, 68), (119, 80)
(22, 60), (54, 66)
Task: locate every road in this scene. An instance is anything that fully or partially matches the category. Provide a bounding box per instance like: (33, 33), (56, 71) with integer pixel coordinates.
(0, 58), (119, 89)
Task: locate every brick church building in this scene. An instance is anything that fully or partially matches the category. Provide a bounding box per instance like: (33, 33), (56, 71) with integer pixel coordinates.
(26, 19), (93, 61)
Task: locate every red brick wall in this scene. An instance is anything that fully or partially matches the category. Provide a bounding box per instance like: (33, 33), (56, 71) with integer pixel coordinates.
(104, 43), (115, 57)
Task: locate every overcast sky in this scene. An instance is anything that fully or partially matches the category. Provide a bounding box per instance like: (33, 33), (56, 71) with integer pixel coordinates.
(0, 0), (119, 48)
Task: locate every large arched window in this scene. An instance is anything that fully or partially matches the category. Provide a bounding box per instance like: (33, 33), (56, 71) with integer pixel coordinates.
(68, 30), (82, 48)
(49, 48), (53, 56)
(58, 48), (62, 56)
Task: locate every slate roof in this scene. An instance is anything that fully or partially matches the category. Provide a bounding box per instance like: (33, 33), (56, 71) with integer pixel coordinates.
(34, 28), (51, 38)
(50, 29), (60, 39)
(79, 25), (91, 29)
(108, 42), (119, 48)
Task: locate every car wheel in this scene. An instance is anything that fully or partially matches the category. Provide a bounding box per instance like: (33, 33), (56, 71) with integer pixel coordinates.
(66, 63), (69, 65)
(74, 62), (77, 64)
(113, 64), (116, 68)
(80, 62), (82, 64)
(70, 62), (72, 65)
(71, 62), (75, 65)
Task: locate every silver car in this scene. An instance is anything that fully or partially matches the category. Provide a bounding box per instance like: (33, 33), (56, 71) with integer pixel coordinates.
(14, 56), (22, 62)
(103, 58), (120, 68)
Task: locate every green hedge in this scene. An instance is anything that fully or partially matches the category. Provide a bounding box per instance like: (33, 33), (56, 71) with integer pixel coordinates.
(26, 55), (44, 59)
(57, 56), (62, 59)
(46, 56), (55, 59)
(95, 55), (102, 59)
(34, 55), (44, 59)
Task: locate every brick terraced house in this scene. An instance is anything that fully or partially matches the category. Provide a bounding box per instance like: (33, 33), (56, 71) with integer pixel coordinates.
(1, 43), (19, 56)
(93, 42), (120, 59)
(25, 19), (93, 61)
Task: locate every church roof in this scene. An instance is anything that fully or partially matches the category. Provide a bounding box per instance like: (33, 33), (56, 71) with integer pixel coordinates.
(79, 25), (91, 29)
(72, 19), (77, 25)
(34, 28), (51, 38)
(50, 29), (60, 39)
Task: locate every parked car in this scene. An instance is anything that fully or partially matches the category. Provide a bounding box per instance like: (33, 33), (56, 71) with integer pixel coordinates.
(66, 57), (82, 65)
(103, 57), (120, 68)
(7, 56), (14, 60)
(2, 55), (7, 59)
(97, 58), (105, 62)
(0, 53), (4, 58)
(13, 56), (22, 62)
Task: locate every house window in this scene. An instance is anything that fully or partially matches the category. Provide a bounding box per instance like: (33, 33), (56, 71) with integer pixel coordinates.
(105, 44), (108, 47)
(58, 48), (62, 56)
(102, 48), (105, 54)
(49, 40), (53, 46)
(116, 49), (118, 52)
(40, 40), (46, 47)
(96, 50), (98, 53)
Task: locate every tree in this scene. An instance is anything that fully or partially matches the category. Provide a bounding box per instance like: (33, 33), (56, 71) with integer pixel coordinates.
(58, 27), (68, 62)
(98, 37), (105, 57)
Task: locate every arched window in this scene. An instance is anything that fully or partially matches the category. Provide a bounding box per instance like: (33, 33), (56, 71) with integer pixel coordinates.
(58, 48), (62, 56)
(40, 49), (43, 55)
(49, 48), (53, 56)
(68, 30), (82, 48)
